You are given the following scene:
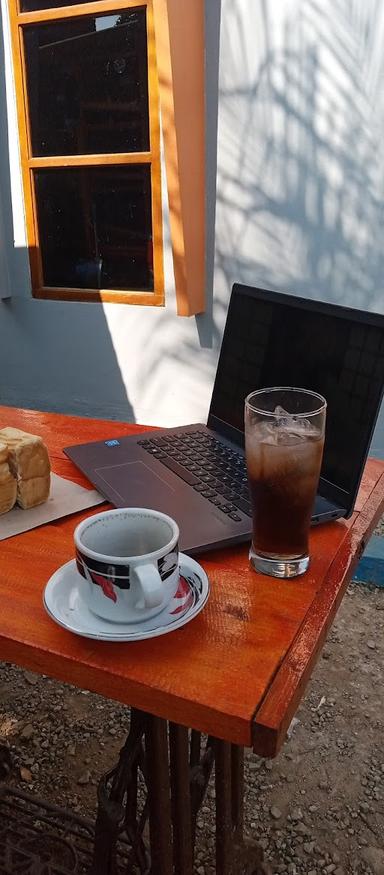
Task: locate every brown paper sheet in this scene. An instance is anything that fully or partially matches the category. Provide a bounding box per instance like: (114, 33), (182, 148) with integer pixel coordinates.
(0, 473), (105, 541)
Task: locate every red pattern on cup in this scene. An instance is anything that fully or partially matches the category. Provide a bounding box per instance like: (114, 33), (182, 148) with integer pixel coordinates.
(90, 571), (117, 603)
(171, 577), (193, 614)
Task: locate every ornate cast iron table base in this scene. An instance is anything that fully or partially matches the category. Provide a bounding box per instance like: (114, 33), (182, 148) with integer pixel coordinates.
(91, 708), (271, 875)
(0, 711), (271, 874)
(0, 782), (130, 874)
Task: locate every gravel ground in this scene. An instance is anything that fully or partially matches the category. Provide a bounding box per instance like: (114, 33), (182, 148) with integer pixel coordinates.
(0, 543), (383, 874)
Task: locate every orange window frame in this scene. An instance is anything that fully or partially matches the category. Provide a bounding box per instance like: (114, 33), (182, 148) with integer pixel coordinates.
(153, 0), (205, 316)
(8, 0), (165, 306)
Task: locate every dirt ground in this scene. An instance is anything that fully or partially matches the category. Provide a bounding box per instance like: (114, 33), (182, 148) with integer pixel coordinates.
(0, 576), (383, 875)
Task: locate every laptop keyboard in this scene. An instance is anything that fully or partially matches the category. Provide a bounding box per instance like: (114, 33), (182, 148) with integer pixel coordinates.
(137, 431), (252, 522)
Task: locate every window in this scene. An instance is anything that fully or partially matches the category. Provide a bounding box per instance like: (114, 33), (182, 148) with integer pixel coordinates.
(8, 1), (164, 304)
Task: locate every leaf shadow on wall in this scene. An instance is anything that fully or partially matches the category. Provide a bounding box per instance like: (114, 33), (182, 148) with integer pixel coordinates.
(215, 0), (384, 316)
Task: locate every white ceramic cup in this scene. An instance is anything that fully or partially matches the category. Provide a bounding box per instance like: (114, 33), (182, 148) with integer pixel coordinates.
(74, 508), (180, 623)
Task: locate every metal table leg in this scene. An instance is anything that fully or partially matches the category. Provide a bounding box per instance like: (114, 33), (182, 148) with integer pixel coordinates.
(215, 741), (271, 874)
(91, 708), (271, 875)
(169, 724), (193, 875)
(91, 708), (149, 874)
(146, 716), (173, 874)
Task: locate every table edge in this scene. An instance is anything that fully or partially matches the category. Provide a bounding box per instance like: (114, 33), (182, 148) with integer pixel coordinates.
(252, 468), (384, 757)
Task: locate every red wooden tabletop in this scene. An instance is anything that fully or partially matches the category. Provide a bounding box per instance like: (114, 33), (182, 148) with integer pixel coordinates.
(0, 407), (383, 756)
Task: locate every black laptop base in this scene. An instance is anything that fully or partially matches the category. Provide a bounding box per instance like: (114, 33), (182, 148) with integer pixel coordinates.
(64, 423), (345, 555)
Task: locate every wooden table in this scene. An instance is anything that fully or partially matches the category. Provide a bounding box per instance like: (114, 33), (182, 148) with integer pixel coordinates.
(0, 407), (383, 875)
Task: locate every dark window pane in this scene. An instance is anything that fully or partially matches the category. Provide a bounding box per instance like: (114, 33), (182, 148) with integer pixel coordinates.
(21, 0), (90, 9)
(34, 166), (154, 291)
(24, 11), (149, 155)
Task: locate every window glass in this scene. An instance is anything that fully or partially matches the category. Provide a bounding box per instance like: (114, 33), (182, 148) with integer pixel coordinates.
(34, 166), (154, 291)
(21, 1), (96, 10)
(24, 10), (150, 155)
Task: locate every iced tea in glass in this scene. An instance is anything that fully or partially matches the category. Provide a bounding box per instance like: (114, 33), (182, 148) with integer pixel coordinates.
(245, 388), (326, 578)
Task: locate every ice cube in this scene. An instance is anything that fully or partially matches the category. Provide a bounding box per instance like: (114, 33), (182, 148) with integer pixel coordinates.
(272, 405), (297, 441)
(286, 418), (320, 440)
(290, 427), (322, 444)
(274, 405), (290, 418)
(273, 405), (319, 441)
(273, 405), (295, 432)
(257, 421), (279, 445)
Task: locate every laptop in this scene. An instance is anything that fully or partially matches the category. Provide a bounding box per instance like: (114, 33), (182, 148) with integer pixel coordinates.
(64, 284), (384, 555)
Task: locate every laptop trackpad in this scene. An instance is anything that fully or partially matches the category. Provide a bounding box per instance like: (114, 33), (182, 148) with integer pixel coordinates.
(95, 461), (175, 506)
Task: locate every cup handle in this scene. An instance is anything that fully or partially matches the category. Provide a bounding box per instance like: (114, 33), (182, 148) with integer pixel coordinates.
(132, 563), (163, 609)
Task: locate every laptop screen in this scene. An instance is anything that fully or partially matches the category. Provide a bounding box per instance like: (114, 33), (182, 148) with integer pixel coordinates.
(209, 285), (384, 500)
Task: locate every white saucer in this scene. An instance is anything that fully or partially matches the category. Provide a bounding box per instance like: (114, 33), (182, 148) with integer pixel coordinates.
(43, 554), (209, 642)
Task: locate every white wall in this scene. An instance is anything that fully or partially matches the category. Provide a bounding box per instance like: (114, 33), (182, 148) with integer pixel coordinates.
(215, 0), (384, 314)
(0, 0), (383, 452)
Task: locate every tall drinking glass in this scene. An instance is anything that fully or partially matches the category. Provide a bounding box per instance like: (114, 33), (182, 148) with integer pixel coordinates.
(245, 388), (326, 578)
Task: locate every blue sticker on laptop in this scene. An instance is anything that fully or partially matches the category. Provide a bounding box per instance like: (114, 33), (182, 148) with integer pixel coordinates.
(105, 439), (120, 447)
